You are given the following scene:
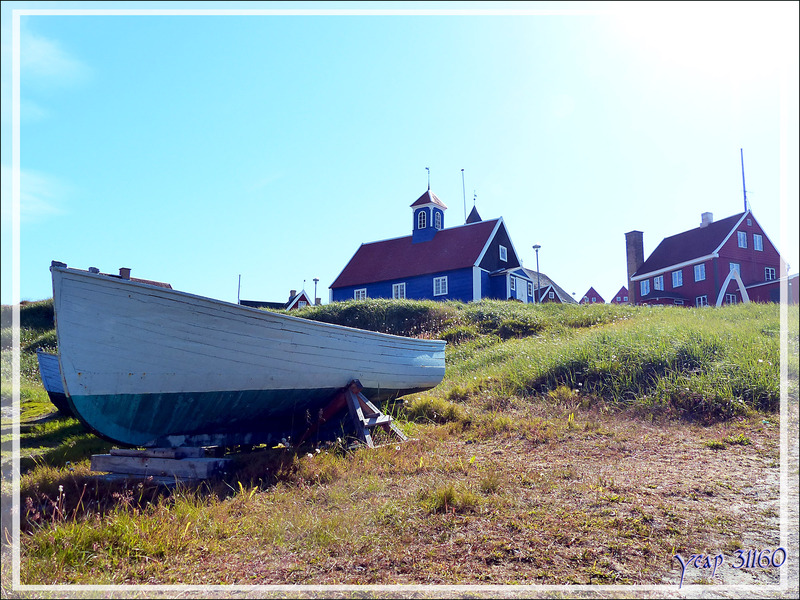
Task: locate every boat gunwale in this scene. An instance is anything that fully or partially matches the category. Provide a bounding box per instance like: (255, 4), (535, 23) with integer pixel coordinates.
(51, 264), (446, 349)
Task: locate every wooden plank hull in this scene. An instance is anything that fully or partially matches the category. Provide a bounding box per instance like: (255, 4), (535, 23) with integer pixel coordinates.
(51, 263), (446, 447)
(36, 349), (73, 416)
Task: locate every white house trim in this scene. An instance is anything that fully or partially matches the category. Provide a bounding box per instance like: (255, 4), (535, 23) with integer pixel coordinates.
(715, 267), (750, 307)
(631, 253), (718, 282)
(499, 220), (528, 273)
(474, 218), (505, 266)
(712, 211), (749, 256)
(472, 266), (483, 302)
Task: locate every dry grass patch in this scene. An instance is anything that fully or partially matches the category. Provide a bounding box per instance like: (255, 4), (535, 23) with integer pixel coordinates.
(15, 405), (783, 587)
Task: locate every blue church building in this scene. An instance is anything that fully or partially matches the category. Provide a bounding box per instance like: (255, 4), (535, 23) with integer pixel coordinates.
(329, 189), (540, 303)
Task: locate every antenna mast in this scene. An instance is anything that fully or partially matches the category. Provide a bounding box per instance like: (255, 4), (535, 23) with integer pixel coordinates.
(425, 167), (430, 191)
(740, 148), (748, 212)
(461, 169), (466, 224)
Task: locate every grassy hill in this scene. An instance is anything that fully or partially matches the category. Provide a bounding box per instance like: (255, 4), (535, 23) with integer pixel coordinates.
(1, 298), (797, 587)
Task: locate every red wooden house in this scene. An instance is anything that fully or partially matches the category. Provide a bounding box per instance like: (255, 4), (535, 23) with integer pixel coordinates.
(625, 210), (783, 307)
(579, 287), (605, 305)
(610, 286), (629, 304)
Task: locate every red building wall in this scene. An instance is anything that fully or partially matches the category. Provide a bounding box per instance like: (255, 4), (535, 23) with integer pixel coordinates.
(716, 218), (781, 303)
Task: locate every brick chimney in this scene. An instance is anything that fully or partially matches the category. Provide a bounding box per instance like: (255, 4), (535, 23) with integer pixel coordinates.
(625, 231), (644, 305)
(700, 212), (713, 228)
(289, 290), (297, 300)
(119, 267), (131, 280)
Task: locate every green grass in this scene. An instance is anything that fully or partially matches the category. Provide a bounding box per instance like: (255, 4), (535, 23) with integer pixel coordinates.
(2, 296), (795, 586)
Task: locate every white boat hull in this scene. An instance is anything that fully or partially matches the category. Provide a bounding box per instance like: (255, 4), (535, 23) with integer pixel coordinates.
(51, 263), (446, 447)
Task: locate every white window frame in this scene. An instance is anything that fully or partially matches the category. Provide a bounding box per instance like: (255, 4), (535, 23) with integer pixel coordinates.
(434, 211), (442, 230)
(672, 270), (683, 288)
(640, 279), (650, 296)
(765, 267), (776, 281)
(674, 299), (684, 305)
(549, 291), (554, 299)
(694, 264), (706, 282)
(392, 283), (406, 299)
(729, 262), (740, 274)
(754, 234), (763, 251)
(654, 275), (664, 291)
(737, 231), (747, 248)
(527, 282), (533, 296)
(510, 277), (516, 291)
(433, 276), (448, 296)
(725, 293), (737, 305)
(417, 211), (426, 229)
(623, 296), (628, 302)
(499, 245), (507, 262)
(298, 301), (307, 308)
(354, 288), (367, 300)
(696, 295), (708, 307)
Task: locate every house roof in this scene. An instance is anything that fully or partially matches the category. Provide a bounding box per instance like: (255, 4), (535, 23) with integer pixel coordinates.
(239, 299), (285, 310)
(410, 189), (448, 209)
(610, 286), (629, 301)
(330, 219), (501, 288)
(241, 290), (312, 311)
(580, 287), (605, 303)
(633, 212), (746, 278)
(520, 268), (577, 304)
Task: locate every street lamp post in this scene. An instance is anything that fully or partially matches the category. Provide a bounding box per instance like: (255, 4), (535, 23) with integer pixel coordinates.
(313, 278), (319, 305)
(532, 244), (541, 304)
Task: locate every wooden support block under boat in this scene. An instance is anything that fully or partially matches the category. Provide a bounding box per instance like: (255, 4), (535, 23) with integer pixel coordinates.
(92, 449), (230, 480)
(297, 380), (409, 448)
(344, 380), (409, 448)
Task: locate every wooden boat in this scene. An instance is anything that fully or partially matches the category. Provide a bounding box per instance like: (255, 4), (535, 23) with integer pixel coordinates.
(50, 262), (446, 448)
(36, 349), (74, 416)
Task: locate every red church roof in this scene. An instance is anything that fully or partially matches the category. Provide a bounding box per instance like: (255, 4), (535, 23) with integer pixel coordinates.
(331, 219), (500, 288)
(634, 212), (745, 277)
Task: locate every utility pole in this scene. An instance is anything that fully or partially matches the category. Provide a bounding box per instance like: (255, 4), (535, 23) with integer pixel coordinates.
(532, 245), (541, 304)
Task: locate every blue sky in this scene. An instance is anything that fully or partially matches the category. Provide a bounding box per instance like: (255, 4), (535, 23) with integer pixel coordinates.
(2, 1), (798, 306)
